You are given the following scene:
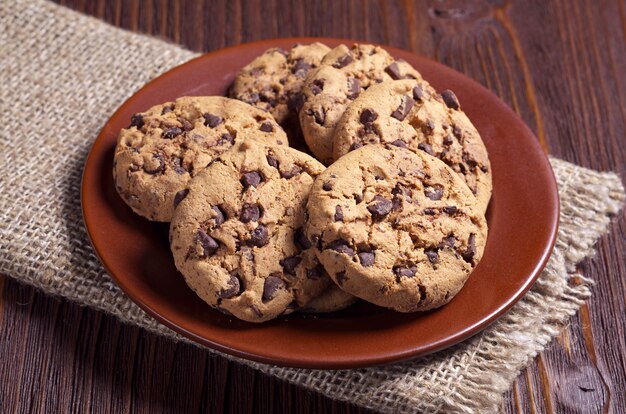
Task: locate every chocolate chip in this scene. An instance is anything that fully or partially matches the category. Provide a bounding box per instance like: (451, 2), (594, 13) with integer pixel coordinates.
(250, 304), (263, 318)
(130, 114), (144, 128)
(367, 195), (393, 220)
(463, 153), (479, 170)
(263, 276), (285, 300)
(306, 107), (325, 125)
(171, 189), (189, 209)
(384, 61), (403, 80)
(392, 183), (408, 197)
(462, 234), (476, 263)
(390, 139), (407, 148)
(211, 205), (226, 227)
(306, 263), (325, 280)
(359, 108), (378, 125)
(334, 205), (344, 222)
(309, 79), (325, 95)
(259, 122), (274, 132)
(219, 275), (241, 298)
(391, 96), (415, 121)
(266, 154), (279, 169)
(203, 113), (223, 128)
(354, 193), (363, 204)
(418, 142), (435, 156)
(349, 142), (363, 152)
(392, 184), (409, 210)
(240, 171), (262, 189)
(322, 181), (333, 191)
(280, 165), (303, 179)
(161, 105), (175, 115)
(171, 157), (186, 174)
(443, 206), (458, 215)
(393, 264), (417, 280)
(280, 255), (302, 275)
(249, 225), (269, 247)
(162, 127), (182, 139)
(438, 235), (456, 248)
(358, 251), (375, 267)
(335, 271), (347, 285)
(347, 77), (361, 99)
(219, 132), (235, 145)
(240, 203), (260, 223)
(292, 58), (311, 76)
(441, 89), (460, 110)
(424, 185), (444, 200)
(443, 135), (453, 145)
(197, 230), (219, 257)
(412, 85), (426, 101)
(333, 53), (353, 68)
(423, 208), (437, 215)
(327, 239), (355, 257)
(143, 154), (165, 174)
(294, 228), (312, 250)
(425, 249), (439, 264)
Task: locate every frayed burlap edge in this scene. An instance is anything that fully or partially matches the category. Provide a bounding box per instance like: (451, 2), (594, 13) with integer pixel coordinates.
(1, 1), (625, 413)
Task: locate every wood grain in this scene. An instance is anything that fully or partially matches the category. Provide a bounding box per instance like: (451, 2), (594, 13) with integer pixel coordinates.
(2, 0), (625, 412)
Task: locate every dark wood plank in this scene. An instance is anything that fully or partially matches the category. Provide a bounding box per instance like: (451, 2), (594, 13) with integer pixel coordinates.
(2, 0), (625, 413)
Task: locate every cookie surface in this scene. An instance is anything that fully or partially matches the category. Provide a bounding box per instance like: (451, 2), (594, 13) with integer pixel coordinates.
(229, 43), (330, 144)
(301, 284), (357, 313)
(113, 96), (288, 222)
(299, 44), (422, 164)
(170, 139), (329, 323)
(333, 79), (492, 212)
(305, 144), (488, 312)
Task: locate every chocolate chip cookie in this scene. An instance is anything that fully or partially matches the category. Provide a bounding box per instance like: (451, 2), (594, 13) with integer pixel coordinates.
(333, 79), (492, 212)
(113, 96), (288, 222)
(305, 144), (488, 312)
(229, 43), (331, 145)
(299, 43), (422, 164)
(169, 139), (330, 323)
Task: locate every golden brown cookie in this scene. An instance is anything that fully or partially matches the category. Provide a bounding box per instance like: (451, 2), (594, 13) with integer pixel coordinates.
(229, 42), (331, 140)
(113, 96), (288, 222)
(305, 144), (488, 313)
(299, 44), (422, 164)
(333, 79), (492, 212)
(170, 139), (330, 323)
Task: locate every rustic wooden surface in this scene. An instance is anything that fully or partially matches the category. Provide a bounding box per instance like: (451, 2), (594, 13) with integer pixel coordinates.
(1, 0), (625, 412)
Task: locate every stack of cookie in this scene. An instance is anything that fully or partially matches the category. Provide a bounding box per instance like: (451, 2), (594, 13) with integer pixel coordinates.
(113, 42), (491, 323)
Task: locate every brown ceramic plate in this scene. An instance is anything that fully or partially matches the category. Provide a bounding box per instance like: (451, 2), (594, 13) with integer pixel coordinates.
(81, 38), (559, 369)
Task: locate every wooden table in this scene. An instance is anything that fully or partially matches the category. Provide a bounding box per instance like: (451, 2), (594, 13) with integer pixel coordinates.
(2, 0), (624, 412)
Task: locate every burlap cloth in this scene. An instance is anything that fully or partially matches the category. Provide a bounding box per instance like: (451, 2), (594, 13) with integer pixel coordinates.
(1, 1), (624, 412)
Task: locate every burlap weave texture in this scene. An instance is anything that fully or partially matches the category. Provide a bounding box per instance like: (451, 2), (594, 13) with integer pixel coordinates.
(1, 1), (624, 412)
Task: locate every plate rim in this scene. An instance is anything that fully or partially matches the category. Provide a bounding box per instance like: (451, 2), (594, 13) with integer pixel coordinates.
(81, 37), (559, 369)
